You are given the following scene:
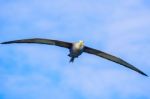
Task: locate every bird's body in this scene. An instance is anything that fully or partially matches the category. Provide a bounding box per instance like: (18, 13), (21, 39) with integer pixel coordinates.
(1, 38), (148, 76)
(68, 41), (84, 62)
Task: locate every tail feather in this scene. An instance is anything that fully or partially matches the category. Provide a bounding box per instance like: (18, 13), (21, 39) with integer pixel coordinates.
(70, 57), (75, 63)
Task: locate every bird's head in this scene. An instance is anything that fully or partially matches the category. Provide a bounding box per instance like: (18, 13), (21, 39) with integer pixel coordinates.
(79, 40), (84, 47)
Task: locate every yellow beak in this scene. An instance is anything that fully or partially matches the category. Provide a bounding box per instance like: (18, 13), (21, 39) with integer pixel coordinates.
(79, 40), (84, 47)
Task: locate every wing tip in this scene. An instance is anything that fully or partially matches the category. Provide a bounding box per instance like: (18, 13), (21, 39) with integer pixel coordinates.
(1, 40), (23, 44)
(1, 41), (14, 44)
(141, 72), (148, 77)
(137, 69), (148, 77)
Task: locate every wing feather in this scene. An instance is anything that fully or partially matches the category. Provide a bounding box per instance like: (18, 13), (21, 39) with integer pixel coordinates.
(1, 38), (72, 49)
(84, 46), (148, 76)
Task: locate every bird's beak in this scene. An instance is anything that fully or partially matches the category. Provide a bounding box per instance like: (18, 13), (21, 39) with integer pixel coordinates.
(79, 40), (84, 47)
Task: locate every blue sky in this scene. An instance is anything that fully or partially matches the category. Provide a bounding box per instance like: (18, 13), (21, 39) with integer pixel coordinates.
(0, 0), (150, 99)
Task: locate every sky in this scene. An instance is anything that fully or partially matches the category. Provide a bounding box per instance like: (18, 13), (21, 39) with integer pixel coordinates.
(0, 0), (150, 99)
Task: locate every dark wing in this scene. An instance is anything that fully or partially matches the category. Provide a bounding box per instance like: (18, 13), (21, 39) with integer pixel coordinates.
(1, 38), (72, 49)
(84, 46), (148, 77)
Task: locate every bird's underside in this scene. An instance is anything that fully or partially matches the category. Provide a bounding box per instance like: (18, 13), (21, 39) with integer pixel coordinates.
(1, 38), (148, 77)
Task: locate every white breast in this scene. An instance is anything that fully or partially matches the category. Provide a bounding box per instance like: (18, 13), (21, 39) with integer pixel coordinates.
(74, 43), (80, 50)
(70, 42), (84, 57)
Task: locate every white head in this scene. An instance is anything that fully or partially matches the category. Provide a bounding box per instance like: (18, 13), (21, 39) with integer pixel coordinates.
(79, 40), (84, 47)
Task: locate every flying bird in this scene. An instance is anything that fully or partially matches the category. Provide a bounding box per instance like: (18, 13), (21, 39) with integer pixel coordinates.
(1, 38), (148, 76)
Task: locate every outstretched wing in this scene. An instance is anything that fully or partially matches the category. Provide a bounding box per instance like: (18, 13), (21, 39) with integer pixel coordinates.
(84, 46), (148, 76)
(1, 38), (72, 49)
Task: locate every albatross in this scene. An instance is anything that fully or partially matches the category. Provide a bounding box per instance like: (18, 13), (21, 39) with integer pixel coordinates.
(1, 38), (148, 76)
